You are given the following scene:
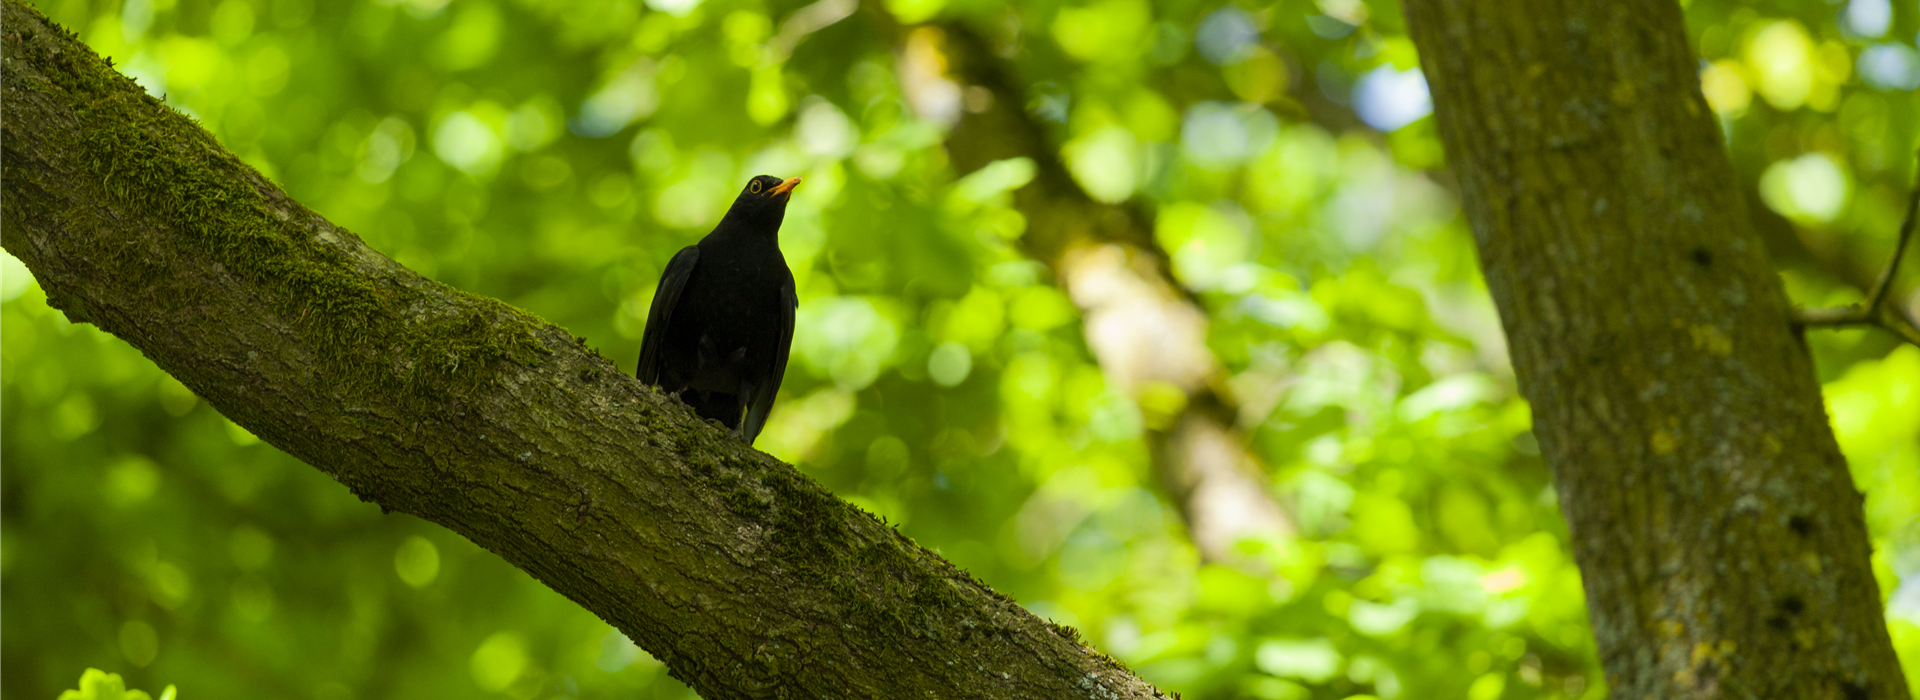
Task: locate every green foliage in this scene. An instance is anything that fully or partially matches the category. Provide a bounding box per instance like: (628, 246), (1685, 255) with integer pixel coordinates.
(58, 668), (177, 700)
(4, 0), (1916, 698)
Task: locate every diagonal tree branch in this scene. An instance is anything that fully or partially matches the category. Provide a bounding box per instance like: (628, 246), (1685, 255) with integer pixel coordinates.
(0, 3), (1165, 697)
(1791, 154), (1920, 347)
(1863, 180), (1917, 313)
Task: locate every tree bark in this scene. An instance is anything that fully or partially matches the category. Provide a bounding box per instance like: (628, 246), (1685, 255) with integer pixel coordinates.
(1403, 1), (1910, 698)
(0, 3), (1167, 697)
(892, 19), (1295, 565)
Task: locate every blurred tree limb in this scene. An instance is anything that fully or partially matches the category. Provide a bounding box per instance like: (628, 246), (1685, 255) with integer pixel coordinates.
(0, 3), (1167, 698)
(887, 16), (1295, 565)
(1405, 0), (1911, 698)
(1790, 163), (1920, 347)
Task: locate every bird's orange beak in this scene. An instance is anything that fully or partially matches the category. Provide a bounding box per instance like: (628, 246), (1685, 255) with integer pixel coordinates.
(770, 177), (801, 197)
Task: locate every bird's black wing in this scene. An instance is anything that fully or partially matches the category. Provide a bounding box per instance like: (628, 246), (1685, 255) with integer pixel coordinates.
(636, 245), (700, 385)
(741, 277), (796, 445)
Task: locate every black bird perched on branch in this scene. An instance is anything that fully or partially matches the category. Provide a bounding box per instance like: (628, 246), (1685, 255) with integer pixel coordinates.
(637, 175), (800, 445)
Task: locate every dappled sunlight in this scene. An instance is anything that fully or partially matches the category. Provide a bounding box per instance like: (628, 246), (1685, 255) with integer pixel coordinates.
(7, 0), (1917, 697)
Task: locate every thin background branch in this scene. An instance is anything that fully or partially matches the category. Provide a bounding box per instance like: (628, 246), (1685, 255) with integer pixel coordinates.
(1792, 152), (1920, 347)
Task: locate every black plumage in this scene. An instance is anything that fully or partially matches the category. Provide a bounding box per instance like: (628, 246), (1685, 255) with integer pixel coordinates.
(636, 175), (800, 445)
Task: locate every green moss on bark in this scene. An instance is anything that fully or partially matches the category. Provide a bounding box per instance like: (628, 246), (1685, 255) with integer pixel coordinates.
(4, 3), (1169, 695)
(36, 23), (549, 406)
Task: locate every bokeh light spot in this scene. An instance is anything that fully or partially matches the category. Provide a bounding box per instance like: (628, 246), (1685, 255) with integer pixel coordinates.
(1352, 66), (1431, 133)
(470, 632), (528, 692)
(1699, 60), (1752, 115)
(433, 111), (504, 177)
(1745, 20), (1814, 110)
(1759, 152), (1849, 223)
(1196, 6), (1259, 65)
(1845, 0), (1892, 38)
(1181, 101), (1278, 170)
(119, 620), (159, 668)
(394, 535), (441, 588)
(0, 249), (35, 302)
(1859, 43), (1920, 91)
(928, 342), (972, 387)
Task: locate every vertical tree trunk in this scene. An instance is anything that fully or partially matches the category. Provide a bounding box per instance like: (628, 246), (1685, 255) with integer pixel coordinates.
(1403, 1), (1910, 698)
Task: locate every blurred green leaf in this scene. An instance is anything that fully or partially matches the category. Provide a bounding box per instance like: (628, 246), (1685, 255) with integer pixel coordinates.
(9, 0), (1916, 697)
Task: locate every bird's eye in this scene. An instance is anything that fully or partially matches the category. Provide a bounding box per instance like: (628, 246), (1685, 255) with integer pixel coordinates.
(748, 180), (763, 194)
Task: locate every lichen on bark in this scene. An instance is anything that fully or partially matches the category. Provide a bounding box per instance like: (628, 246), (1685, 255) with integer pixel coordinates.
(0, 2), (1167, 697)
(1402, 0), (1910, 697)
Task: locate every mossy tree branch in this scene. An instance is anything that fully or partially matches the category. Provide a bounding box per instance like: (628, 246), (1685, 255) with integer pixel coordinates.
(0, 3), (1166, 698)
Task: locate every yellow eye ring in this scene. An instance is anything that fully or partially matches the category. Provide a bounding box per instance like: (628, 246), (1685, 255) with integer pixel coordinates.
(748, 180), (763, 194)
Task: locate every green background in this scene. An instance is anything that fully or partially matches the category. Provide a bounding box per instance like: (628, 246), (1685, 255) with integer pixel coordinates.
(5, 0), (1918, 698)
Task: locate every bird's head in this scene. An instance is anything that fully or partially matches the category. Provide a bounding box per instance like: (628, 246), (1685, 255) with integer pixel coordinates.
(721, 175), (801, 233)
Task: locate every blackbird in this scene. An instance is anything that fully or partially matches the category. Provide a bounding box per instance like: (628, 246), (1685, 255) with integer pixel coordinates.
(636, 175), (800, 445)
